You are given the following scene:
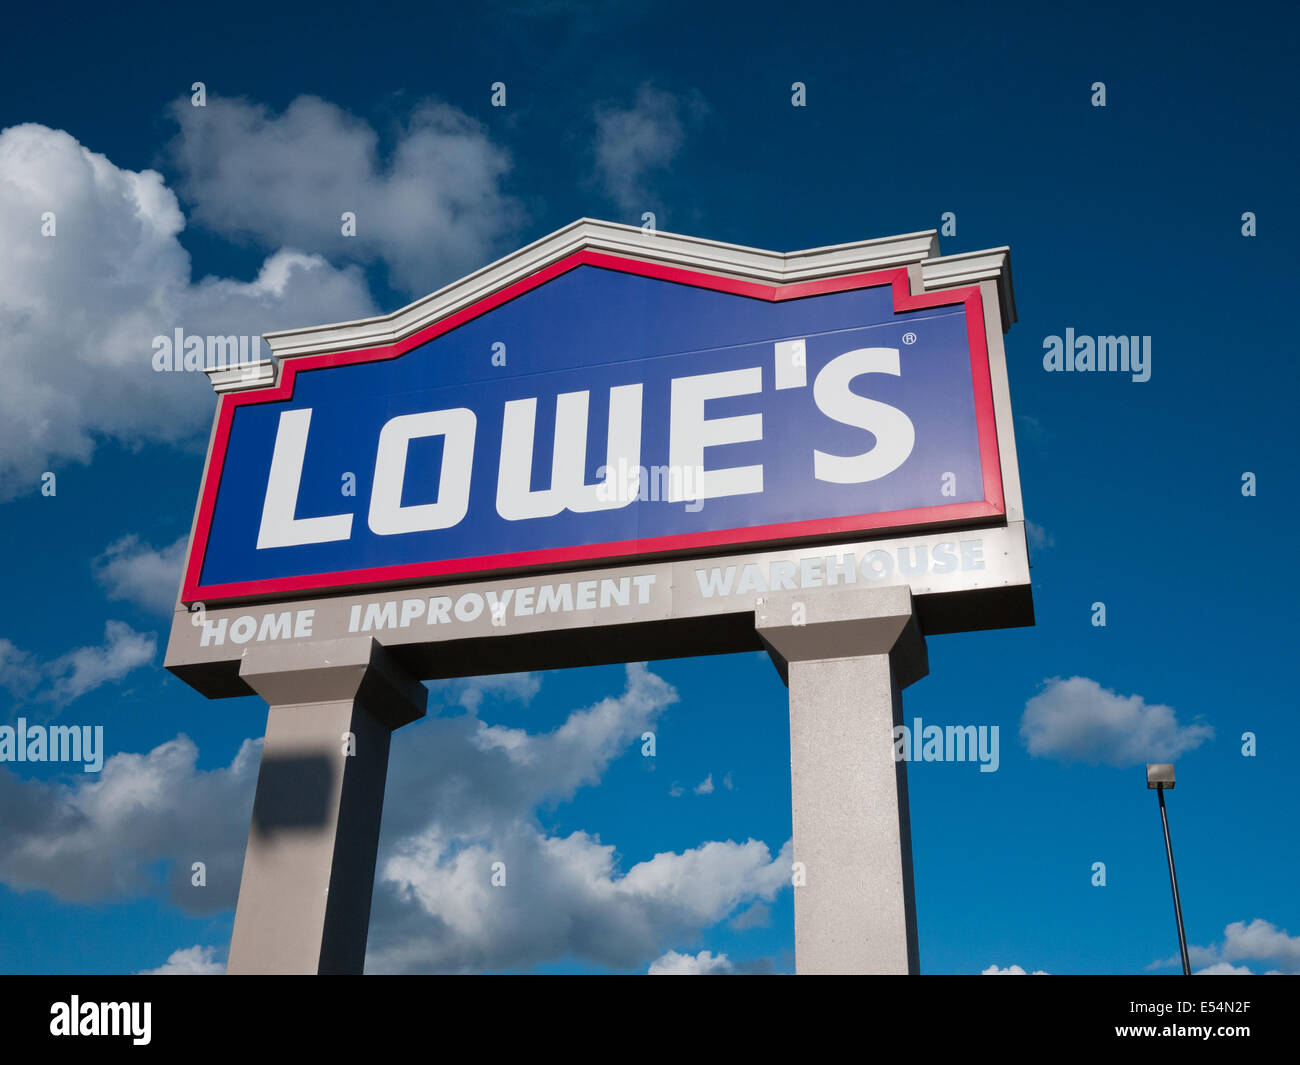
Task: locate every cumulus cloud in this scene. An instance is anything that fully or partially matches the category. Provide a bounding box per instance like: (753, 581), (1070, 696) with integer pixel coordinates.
(1020, 676), (1213, 767)
(1026, 521), (1053, 549)
(0, 122), (377, 499)
(982, 964), (1049, 975)
(93, 535), (188, 615)
(593, 84), (705, 216)
(374, 825), (789, 974)
(1, 620), (156, 705)
(0, 735), (259, 911)
(367, 662), (792, 972)
(168, 95), (521, 295)
(648, 949), (734, 975)
(44, 621), (157, 704)
(140, 945), (225, 975)
(1154, 919), (1300, 975)
(1194, 962), (1254, 975)
(694, 773), (714, 795)
(1217, 918), (1300, 970)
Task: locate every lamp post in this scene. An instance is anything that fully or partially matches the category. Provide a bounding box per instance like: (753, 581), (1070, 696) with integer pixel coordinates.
(1147, 763), (1190, 975)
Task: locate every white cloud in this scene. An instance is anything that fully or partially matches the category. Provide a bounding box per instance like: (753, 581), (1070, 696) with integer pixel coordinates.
(722, 771), (735, 790)
(1157, 919), (1300, 975)
(620, 838), (790, 921)
(140, 945), (225, 975)
(1020, 676), (1213, 767)
(168, 95), (521, 295)
(0, 122), (378, 499)
(44, 621), (157, 704)
(372, 824), (789, 974)
(94, 535), (188, 615)
(1, 621), (156, 705)
(1220, 918), (1300, 970)
(1026, 520), (1053, 549)
(982, 963), (1049, 975)
(648, 949), (734, 975)
(694, 773), (714, 795)
(1194, 962), (1253, 975)
(0, 735), (259, 911)
(593, 85), (705, 216)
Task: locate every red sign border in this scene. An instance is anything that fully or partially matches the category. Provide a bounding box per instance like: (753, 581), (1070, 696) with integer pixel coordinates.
(182, 251), (1004, 603)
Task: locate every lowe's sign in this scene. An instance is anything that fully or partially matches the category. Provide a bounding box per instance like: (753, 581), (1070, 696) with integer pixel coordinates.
(165, 224), (1033, 978)
(182, 247), (1005, 603)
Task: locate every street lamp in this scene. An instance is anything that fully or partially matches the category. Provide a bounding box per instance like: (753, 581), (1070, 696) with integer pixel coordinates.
(1147, 763), (1190, 975)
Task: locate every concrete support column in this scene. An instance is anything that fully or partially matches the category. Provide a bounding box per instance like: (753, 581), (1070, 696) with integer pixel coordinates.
(755, 585), (928, 975)
(226, 638), (426, 975)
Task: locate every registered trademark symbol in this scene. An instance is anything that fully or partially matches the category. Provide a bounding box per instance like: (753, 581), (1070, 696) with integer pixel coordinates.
(902, 332), (917, 345)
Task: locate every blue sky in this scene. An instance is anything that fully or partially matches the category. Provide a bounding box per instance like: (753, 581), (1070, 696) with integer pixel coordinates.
(0, 0), (1296, 975)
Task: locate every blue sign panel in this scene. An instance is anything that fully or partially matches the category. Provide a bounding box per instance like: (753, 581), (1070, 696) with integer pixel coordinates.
(184, 252), (1002, 601)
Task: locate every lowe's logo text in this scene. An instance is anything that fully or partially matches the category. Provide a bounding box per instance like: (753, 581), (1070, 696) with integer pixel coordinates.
(257, 344), (917, 549)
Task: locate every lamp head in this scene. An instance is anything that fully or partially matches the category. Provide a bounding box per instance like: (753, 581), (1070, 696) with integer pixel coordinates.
(1146, 763), (1176, 790)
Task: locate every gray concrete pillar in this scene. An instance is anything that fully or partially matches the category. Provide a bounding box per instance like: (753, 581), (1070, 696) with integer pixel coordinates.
(226, 637), (426, 974)
(755, 585), (928, 975)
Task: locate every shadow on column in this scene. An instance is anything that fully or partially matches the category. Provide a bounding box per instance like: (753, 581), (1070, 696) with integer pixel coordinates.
(249, 755), (334, 835)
